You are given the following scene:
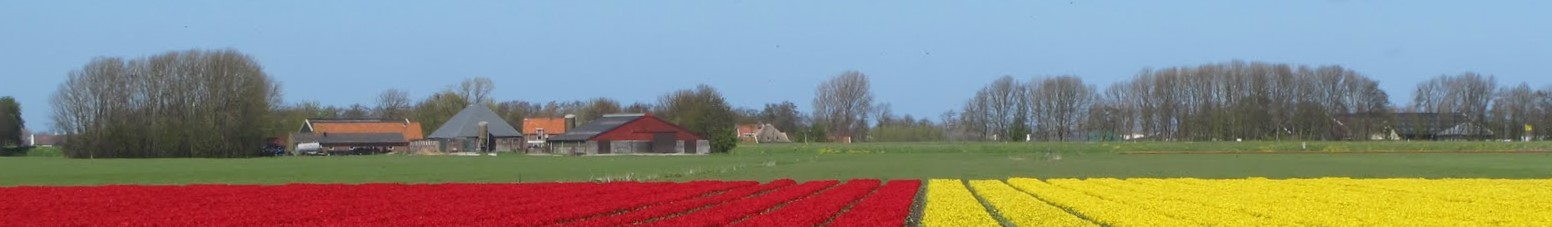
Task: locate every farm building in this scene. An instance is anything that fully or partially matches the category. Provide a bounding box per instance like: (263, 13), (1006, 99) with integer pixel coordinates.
(547, 113), (709, 155)
(428, 104), (524, 152)
(737, 123), (790, 143)
(522, 117), (570, 148)
(1391, 113), (1494, 140)
(289, 119), (424, 154)
(27, 132), (64, 147)
(1335, 113), (1494, 140)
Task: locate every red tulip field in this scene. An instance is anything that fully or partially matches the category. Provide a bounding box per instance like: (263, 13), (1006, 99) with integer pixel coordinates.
(0, 180), (920, 226)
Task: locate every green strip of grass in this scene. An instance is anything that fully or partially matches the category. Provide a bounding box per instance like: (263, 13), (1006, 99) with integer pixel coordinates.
(3, 142), (1550, 186)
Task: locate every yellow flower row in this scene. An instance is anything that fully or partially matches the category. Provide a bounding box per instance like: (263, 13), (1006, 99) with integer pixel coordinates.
(925, 178), (1552, 226)
(1006, 178), (1193, 226)
(966, 179), (1094, 227)
(921, 179), (1000, 227)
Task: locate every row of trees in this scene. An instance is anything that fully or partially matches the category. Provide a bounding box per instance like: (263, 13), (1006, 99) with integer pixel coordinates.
(949, 61), (1398, 141)
(51, 49), (282, 158)
(41, 50), (1552, 158)
(1413, 73), (1552, 140)
(945, 61), (1552, 142)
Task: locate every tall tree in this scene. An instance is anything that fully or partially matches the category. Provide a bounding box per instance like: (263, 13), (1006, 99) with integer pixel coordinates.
(1027, 76), (1096, 141)
(758, 101), (803, 133)
(578, 97), (622, 122)
(813, 71), (875, 142)
(1491, 83), (1539, 140)
(494, 100), (541, 131)
(375, 88), (411, 119)
(959, 76), (1024, 141)
(457, 77), (496, 104)
(412, 90), (470, 136)
(51, 49), (281, 158)
(0, 96), (21, 147)
(657, 84), (737, 153)
(623, 102), (655, 114)
(342, 104), (371, 119)
(1413, 73), (1497, 121)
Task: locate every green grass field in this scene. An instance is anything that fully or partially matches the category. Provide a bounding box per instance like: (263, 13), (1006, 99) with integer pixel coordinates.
(3, 141), (1551, 186)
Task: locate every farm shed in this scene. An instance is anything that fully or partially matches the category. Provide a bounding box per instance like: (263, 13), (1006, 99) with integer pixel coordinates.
(523, 117), (568, 142)
(1385, 113), (1494, 140)
(289, 119), (424, 154)
(547, 113), (709, 155)
(737, 123), (790, 143)
(1336, 113), (1495, 140)
(428, 104), (524, 152)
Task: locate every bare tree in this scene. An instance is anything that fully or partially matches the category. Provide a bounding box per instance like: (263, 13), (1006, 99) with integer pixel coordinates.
(457, 77), (495, 104)
(342, 104), (371, 119)
(623, 102), (655, 114)
(813, 71), (875, 142)
(1491, 83), (1538, 140)
(959, 76), (1024, 141)
(1413, 73), (1497, 122)
(578, 97), (622, 122)
(1028, 76), (1096, 141)
(494, 100), (541, 130)
(375, 89), (411, 119)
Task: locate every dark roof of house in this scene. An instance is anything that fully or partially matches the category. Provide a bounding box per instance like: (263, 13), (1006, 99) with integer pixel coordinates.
(291, 133), (407, 145)
(548, 114), (646, 141)
(428, 105), (523, 139)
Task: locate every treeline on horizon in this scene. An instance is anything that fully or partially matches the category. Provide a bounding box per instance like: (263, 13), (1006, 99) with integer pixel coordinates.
(37, 49), (1552, 158)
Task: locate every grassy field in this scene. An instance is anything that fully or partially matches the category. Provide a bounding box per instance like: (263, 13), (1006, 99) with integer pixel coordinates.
(2, 141), (1551, 186)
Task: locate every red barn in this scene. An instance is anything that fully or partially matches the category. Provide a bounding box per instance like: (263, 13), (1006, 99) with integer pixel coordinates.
(547, 113), (708, 155)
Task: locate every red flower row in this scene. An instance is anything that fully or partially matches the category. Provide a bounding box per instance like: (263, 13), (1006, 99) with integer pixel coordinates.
(562, 179), (797, 227)
(731, 179), (883, 227)
(827, 180), (923, 227)
(641, 180), (840, 227)
(0, 179), (922, 226)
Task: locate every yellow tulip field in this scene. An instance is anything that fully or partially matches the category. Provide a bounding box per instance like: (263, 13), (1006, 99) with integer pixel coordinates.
(923, 178), (1552, 226)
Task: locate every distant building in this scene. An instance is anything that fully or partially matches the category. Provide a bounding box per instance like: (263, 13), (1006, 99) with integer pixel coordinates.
(736, 124), (760, 143)
(28, 132), (64, 147)
(523, 117), (568, 139)
(547, 113), (709, 155)
(290, 119), (424, 154)
(428, 105), (524, 152)
(737, 123), (790, 143)
(1335, 113), (1494, 140)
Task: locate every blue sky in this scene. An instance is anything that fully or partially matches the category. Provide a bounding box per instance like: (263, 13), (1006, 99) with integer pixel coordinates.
(3, 1), (1548, 131)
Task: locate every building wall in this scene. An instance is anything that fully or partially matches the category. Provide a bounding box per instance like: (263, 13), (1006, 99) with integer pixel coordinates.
(437, 137), (525, 152)
(548, 139), (708, 155)
(550, 141), (598, 155)
(591, 117), (705, 141)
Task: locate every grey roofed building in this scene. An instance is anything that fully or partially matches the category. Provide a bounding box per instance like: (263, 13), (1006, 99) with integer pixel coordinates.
(1391, 113), (1494, 140)
(1337, 112), (1495, 140)
(547, 114), (644, 141)
(428, 104), (523, 139)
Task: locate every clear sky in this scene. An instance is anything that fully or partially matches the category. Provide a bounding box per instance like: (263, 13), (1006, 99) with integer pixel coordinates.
(3, 1), (1548, 131)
